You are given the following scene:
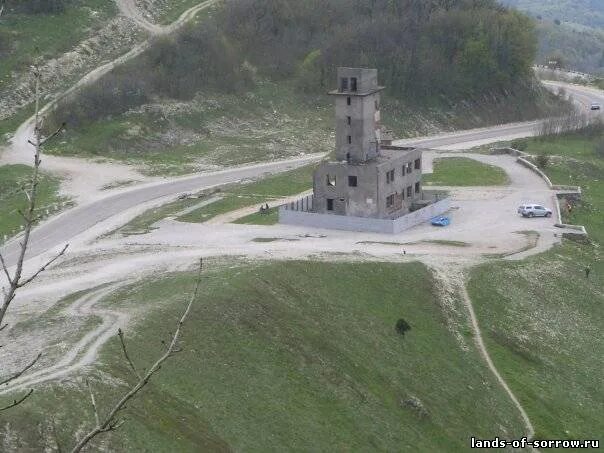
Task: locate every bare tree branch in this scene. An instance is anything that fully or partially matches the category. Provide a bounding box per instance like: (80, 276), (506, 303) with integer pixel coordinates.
(0, 389), (34, 412)
(86, 380), (100, 427)
(0, 68), (69, 327)
(0, 67), (69, 412)
(17, 244), (69, 289)
(118, 328), (141, 380)
(0, 352), (42, 386)
(71, 259), (204, 453)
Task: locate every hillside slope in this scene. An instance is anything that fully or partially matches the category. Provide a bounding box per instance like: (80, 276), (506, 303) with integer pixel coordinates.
(3, 261), (528, 451)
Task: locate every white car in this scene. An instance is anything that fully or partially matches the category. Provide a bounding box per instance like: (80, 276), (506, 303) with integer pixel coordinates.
(591, 103), (601, 111)
(518, 204), (552, 218)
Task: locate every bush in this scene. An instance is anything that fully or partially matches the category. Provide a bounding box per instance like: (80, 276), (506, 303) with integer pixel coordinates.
(395, 319), (411, 336)
(535, 154), (550, 169)
(511, 139), (528, 151)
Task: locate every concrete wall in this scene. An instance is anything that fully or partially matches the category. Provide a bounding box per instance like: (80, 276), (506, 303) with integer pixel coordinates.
(313, 149), (423, 219)
(280, 197), (451, 234)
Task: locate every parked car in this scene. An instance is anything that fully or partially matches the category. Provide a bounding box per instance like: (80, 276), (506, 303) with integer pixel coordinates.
(517, 204), (552, 218)
(591, 103), (601, 111)
(431, 216), (451, 226)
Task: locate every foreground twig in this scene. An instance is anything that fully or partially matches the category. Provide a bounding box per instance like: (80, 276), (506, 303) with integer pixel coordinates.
(71, 259), (204, 452)
(0, 68), (68, 410)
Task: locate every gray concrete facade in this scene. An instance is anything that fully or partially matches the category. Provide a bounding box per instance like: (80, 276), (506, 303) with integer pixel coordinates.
(313, 67), (424, 219)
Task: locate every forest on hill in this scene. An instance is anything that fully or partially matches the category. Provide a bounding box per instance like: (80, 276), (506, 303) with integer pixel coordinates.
(499, 0), (604, 74)
(48, 0), (541, 129)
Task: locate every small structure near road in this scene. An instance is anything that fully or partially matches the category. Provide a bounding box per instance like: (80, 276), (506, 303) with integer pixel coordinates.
(280, 67), (450, 234)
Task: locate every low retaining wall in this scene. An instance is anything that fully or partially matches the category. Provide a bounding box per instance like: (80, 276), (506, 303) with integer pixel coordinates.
(492, 147), (589, 238)
(279, 198), (451, 234)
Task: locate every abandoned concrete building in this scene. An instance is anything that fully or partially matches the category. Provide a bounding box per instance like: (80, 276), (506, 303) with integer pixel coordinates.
(279, 67), (450, 234)
(313, 67), (424, 219)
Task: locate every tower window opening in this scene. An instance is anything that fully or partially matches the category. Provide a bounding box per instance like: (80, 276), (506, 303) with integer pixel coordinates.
(347, 116), (351, 125)
(327, 174), (337, 187)
(347, 97), (351, 106)
(340, 78), (349, 92)
(348, 135), (352, 144)
(348, 175), (358, 187)
(350, 77), (357, 92)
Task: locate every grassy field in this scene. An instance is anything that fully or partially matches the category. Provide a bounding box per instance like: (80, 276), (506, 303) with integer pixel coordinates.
(0, 164), (68, 241)
(45, 82), (333, 176)
(178, 164), (315, 224)
(423, 157), (509, 186)
(0, 0), (116, 85)
(468, 127), (604, 440)
(4, 260), (527, 451)
(233, 207), (280, 225)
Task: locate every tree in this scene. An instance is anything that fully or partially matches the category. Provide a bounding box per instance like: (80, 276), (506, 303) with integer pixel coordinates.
(0, 67), (67, 411)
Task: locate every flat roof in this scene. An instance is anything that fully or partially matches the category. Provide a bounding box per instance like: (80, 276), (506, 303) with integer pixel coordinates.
(328, 87), (386, 97)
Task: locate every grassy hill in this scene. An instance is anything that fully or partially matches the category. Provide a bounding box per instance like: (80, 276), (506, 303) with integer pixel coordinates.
(499, 0), (604, 74)
(3, 261), (527, 451)
(469, 124), (604, 440)
(500, 0), (604, 29)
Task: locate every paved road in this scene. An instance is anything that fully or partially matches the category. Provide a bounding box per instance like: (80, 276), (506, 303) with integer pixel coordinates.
(2, 82), (603, 268)
(0, 155), (322, 267)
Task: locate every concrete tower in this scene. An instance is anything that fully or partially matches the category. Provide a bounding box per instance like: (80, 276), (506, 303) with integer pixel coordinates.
(329, 68), (385, 163)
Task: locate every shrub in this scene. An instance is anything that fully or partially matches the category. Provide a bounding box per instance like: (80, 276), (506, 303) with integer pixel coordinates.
(511, 139), (527, 151)
(535, 154), (550, 169)
(395, 318), (411, 336)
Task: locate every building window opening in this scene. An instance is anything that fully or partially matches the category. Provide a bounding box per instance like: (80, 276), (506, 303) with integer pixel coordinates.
(346, 152), (351, 162)
(327, 174), (337, 187)
(407, 162), (413, 173)
(327, 199), (334, 211)
(347, 116), (352, 125)
(348, 135), (352, 144)
(350, 77), (358, 92)
(340, 78), (348, 92)
(415, 158), (421, 170)
(402, 166), (406, 176)
(386, 194), (395, 208)
(389, 169), (395, 183)
(348, 175), (358, 187)
(407, 186), (412, 198)
(347, 97), (351, 106)
(415, 182), (421, 194)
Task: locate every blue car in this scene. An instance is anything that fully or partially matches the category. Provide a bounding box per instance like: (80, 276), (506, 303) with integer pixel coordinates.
(431, 216), (450, 227)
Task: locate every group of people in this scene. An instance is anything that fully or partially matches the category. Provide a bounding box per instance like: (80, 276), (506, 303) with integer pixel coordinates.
(259, 203), (270, 214)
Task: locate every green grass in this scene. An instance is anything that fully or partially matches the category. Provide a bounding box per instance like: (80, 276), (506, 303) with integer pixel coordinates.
(0, 164), (68, 240)
(469, 242), (603, 441)
(233, 207), (279, 225)
(3, 260), (527, 451)
(0, 0), (116, 85)
(423, 157), (509, 186)
(178, 164), (314, 224)
(45, 82), (333, 176)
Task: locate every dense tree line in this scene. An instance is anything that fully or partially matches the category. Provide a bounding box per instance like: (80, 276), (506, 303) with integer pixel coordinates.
(47, 0), (538, 128)
(218, 0), (536, 99)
